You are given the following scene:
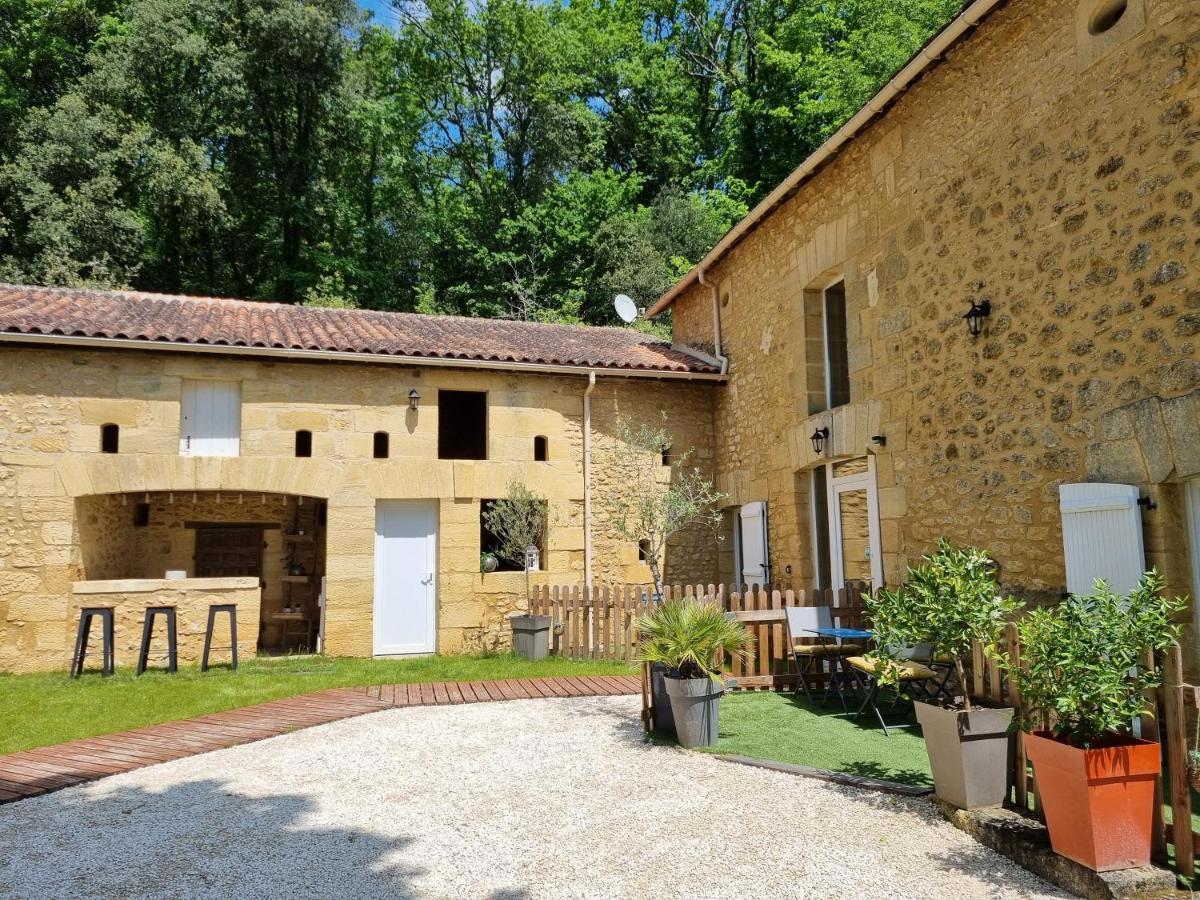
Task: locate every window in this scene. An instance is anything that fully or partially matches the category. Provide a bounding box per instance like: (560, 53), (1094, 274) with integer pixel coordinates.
(534, 436), (547, 461)
(638, 539), (652, 563)
(1088, 0), (1126, 34)
(100, 423), (119, 454)
(823, 280), (850, 409)
(295, 430), (312, 458)
(480, 500), (545, 572)
(180, 380), (241, 457)
(374, 432), (390, 459)
(661, 446), (672, 466)
(133, 502), (150, 527)
(438, 390), (487, 460)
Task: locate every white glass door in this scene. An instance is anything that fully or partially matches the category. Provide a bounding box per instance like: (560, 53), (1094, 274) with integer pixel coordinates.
(826, 457), (883, 592)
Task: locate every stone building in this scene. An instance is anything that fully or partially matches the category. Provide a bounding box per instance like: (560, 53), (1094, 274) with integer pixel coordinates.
(0, 286), (721, 672)
(655, 0), (1200, 648)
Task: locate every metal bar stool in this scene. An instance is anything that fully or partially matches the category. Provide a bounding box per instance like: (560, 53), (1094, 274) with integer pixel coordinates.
(201, 604), (238, 672)
(136, 606), (178, 675)
(71, 607), (115, 677)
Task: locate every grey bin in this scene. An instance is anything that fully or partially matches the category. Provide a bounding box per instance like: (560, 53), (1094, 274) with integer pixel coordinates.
(510, 614), (551, 661)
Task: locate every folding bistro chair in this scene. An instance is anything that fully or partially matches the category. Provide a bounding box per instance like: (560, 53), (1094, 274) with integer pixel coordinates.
(845, 644), (939, 736)
(784, 606), (865, 710)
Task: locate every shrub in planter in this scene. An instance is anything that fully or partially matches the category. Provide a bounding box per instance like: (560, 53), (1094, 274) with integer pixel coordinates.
(483, 481), (549, 659)
(637, 598), (754, 749)
(1010, 571), (1184, 872)
(868, 540), (1023, 809)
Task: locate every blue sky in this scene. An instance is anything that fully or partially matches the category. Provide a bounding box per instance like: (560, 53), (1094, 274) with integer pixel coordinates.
(358, 0), (401, 28)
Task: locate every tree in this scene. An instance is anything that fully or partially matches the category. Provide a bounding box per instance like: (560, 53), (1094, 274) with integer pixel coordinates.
(601, 417), (723, 598)
(482, 480), (548, 601)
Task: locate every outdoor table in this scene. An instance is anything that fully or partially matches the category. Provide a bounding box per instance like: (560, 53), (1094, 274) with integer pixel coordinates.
(804, 626), (873, 706)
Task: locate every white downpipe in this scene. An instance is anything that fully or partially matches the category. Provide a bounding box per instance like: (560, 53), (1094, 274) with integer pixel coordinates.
(583, 370), (597, 588)
(646, 0), (1003, 318)
(697, 267), (728, 375)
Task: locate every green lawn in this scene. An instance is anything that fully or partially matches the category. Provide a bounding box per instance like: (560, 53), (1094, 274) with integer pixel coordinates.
(0, 653), (634, 755)
(681, 690), (934, 787)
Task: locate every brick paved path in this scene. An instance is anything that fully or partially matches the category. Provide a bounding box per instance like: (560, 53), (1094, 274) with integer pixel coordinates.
(0, 674), (641, 805)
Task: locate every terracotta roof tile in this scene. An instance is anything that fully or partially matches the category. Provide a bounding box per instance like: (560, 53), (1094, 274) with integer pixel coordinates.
(0, 284), (718, 375)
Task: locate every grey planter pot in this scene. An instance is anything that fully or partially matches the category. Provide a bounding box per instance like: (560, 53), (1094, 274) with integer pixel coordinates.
(914, 700), (1014, 810)
(510, 614), (551, 661)
(664, 675), (723, 749)
(649, 663), (675, 734)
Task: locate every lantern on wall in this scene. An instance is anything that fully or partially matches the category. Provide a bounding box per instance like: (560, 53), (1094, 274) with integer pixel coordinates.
(810, 427), (830, 455)
(408, 388), (421, 410)
(963, 299), (991, 338)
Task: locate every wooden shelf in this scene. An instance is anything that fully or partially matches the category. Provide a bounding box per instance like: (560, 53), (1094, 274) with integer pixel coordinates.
(281, 575), (312, 583)
(284, 534), (314, 544)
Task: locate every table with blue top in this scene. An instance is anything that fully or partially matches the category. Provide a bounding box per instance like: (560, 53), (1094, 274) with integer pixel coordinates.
(804, 626), (873, 705)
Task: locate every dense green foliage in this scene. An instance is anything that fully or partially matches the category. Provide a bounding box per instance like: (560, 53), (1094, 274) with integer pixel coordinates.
(0, 0), (961, 319)
(637, 596), (754, 679)
(867, 540), (1022, 709)
(1011, 571), (1184, 748)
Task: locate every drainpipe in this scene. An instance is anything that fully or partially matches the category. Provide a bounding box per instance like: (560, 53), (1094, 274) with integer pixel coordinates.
(697, 267), (729, 375)
(583, 370), (597, 588)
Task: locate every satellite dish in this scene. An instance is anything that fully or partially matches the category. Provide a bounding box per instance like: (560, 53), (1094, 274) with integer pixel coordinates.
(614, 294), (638, 324)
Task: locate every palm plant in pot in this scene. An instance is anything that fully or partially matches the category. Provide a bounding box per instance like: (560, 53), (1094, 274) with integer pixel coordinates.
(636, 598), (754, 748)
(1010, 571), (1183, 872)
(867, 540), (1022, 810)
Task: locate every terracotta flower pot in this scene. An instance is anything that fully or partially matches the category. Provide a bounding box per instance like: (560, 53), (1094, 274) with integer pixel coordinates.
(1024, 730), (1161, 872)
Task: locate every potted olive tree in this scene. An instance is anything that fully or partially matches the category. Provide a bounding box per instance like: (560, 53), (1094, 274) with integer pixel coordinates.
(868, 540), (1023, 809)
(1012, 571), (1183, 872)
(637, 597), (754, 748)
(483, 480), (549, 660)
(602, 416), (724, 733)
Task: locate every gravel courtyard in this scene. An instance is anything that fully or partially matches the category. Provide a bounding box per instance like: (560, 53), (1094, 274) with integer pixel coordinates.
(0, 695), (1064, 899)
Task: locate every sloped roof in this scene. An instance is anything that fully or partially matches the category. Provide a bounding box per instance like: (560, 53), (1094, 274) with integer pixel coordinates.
(0, 284), (719, 376)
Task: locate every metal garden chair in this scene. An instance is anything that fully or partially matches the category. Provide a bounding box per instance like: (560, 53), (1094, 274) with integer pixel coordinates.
(784, 606), (865, 710)
(845, 643), (942, 736)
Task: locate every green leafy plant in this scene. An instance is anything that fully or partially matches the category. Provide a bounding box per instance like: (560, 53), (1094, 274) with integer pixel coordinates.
(866, 539), (1022, 711)
(1010, 571), (1184, 747)
(601, 416), (724, 599)
(636, 597), (755, 680)
(481, 480), (548, 604)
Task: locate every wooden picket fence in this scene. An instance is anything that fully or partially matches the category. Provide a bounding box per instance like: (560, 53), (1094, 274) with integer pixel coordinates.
(534, 583), (1200, 878)
(529, 583), (864, 686)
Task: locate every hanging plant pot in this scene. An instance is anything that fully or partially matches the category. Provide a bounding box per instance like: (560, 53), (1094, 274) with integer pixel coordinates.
(1024, 730), (1160, 872)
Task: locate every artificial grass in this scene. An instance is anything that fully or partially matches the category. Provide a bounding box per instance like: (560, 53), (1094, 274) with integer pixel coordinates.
(688, 690), (934, 788)
(0, 653), (634, 755)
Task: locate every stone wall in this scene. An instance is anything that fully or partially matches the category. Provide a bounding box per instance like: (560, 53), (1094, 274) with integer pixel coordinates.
(668, 0), (1200, 623)
(70, 577), (261, 668)
(0, 345), (717, 670)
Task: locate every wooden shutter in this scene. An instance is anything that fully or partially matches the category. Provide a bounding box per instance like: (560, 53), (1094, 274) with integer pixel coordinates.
(739, 501), (769, 586)
(180, 380), (241, 457)
(1059, 482), (1145, 596)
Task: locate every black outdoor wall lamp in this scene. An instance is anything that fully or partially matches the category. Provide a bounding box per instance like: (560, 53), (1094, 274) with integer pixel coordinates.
(408, 388), (421, 411)
(810, 427), (830, 455)
(963, 298), (991, 338)
(871, 435), (886, 448)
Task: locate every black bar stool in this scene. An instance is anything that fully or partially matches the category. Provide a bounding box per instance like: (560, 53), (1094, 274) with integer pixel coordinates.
(136, 606), (178, 675)
(71, 607), (115, 677)
(201, 604), (239, 672)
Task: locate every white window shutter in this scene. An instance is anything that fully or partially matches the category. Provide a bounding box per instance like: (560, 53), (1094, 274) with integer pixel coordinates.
(180, 380), (241, 457)
(739, 501), (769, 586)
(1058, 483), (1145, 597)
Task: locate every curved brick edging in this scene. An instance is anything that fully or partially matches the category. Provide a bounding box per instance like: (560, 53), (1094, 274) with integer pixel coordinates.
(0, 675), (641, 805)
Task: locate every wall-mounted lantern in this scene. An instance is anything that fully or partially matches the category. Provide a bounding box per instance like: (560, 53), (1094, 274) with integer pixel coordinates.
(963, 299), (991, 338)
(408, 388), (420, 411)
(810, 427), (830, 455)
(870, 434), (887, 448)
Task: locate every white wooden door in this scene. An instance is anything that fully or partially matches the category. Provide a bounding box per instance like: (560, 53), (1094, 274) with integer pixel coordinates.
(1059, 483), (1144, 596)
(180, 380), (241, 457)
(374, 500), (437, 655)
(738, 501), (769, 586)
(827, 459), (883, 592)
